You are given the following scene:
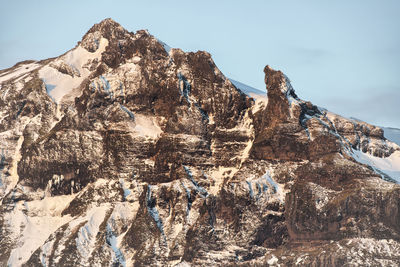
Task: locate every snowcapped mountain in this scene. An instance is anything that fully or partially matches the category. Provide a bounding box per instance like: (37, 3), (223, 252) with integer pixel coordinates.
(1, 18), (400, 266)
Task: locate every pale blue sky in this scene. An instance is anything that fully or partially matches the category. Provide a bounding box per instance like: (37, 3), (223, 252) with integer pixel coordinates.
(1, 0), (399, 127)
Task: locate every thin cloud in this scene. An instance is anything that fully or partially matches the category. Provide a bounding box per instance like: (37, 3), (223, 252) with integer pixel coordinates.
(323, 87), (400, 128)
(289, 46), (331, 65)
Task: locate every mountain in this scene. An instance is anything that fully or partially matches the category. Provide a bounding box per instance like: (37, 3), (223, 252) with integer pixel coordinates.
(1, 18), (400, 266)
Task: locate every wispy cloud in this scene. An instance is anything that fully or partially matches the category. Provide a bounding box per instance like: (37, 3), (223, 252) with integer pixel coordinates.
(323, 87), (400, 128)
(287, 46), (332, 65)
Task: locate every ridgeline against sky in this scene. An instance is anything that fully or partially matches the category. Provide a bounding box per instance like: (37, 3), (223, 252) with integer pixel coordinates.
(1, 0), (399, 127)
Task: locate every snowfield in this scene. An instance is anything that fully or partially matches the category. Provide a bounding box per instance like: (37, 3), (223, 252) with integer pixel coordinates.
(352, 150), (400, 183)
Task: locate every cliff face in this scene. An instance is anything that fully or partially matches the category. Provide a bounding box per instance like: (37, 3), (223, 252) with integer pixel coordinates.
(1, 18), (400, 266)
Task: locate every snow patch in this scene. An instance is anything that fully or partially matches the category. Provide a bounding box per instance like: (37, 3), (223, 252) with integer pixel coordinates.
(133, 114), (163, 138)
(180, 181), (192, 216)
(246, 181), (254, 199)
(3, 135), (24, 201)
(295, 256), (304, 265)
(76, 206), (109, 265)
(178, 73), (191, 104)
(157, 39), (172, 54)
(267, 254), (278, 265)
(263, 171), (286, 203)
(119, 179), (131, 200)
(183, 166), (208, 197)
(229, 78), (265, 98)
(308, 182), (337, 211)
(6, 195), (74, 267)
(245, 171), (286, 202)
(39, 239), (54, 267)
(146, 185), (165, 234)
(208, 167), (238, 195)
(39, 38), (108, 103)
(352, 149), (400, 183)
(106, 223), (126, 267)
(0, 63), (40, 83)
(120, 104), (134, 120)
(25, 194), (75, 217)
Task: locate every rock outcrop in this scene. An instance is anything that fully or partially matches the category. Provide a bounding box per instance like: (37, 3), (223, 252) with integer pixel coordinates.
(0, 18), (400, 266)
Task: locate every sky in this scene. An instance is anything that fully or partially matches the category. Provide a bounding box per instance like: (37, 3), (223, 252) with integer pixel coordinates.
(1, 0), (399, 128)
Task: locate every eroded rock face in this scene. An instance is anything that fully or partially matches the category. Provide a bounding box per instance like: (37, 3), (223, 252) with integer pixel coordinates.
(0, 18), (400, 266)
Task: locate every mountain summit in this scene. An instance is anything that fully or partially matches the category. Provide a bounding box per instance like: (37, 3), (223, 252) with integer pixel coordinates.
(1, 19), (400, 266)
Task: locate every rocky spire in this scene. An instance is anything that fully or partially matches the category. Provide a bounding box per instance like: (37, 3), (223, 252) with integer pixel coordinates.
(262, 65), (300, 128)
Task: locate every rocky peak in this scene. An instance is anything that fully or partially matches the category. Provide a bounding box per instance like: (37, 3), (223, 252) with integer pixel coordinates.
(80, 18), (131, 53)
(96, 17), (121, 27)
(83, 17), (127, 40)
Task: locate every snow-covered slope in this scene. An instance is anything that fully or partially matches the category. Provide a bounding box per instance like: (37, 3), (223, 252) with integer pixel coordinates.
(229, 78), (268, 113)
(39, 37), (109, 103)
(0, 62), (40, 83)
(352, 150), (400, 183)
(326, 114), (400, 183)
(229, 78), (265, 98)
